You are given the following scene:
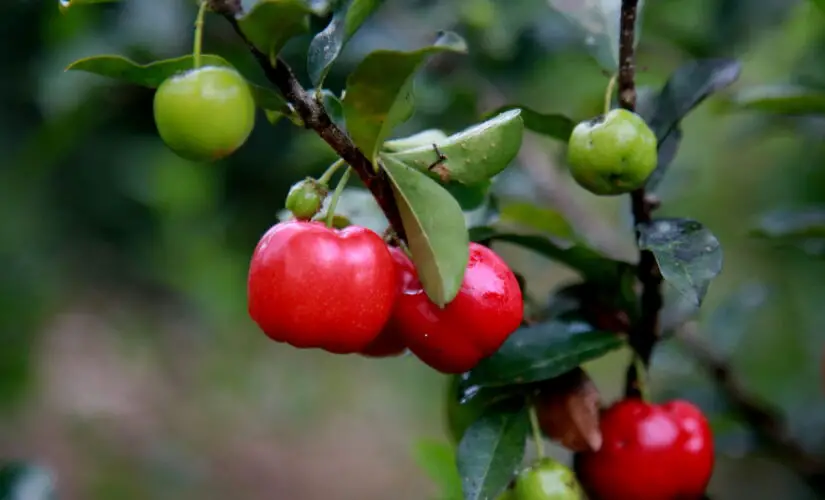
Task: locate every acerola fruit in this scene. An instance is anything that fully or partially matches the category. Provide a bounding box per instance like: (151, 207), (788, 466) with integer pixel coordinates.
(388, 242), (523, 374)
(514, 458), (584, 500)
(153, 66), (256, 162)
(567, 108), (657, 196)
(247, 220), (397, 354)
(285, 178), (326, 220)
(576, 398), (715, 500)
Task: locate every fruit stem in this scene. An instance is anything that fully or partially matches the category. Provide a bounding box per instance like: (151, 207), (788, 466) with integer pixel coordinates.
(193, 1), (208, 69)
(528, 401), (545, 458)
(633, 354), (651, 402)
(325, 166), (352, 228)
(603, 73), (618, 115)
(318, 158), (346, 187)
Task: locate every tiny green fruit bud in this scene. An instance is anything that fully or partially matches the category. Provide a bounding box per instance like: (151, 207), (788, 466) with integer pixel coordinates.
(514, 458), (583, 500)
(286, 179), (326, 220)
(566, 108), (657, 196)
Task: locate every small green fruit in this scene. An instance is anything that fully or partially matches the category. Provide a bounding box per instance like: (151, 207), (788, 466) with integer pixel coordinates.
(153, 66), (256, 162)
(513, 458), (583, 500)
(286, 179), (326, 220)
(567, 108), (657, 196)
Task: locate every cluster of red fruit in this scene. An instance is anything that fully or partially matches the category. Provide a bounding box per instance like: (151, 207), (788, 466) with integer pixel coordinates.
(246, 220), (524, 374)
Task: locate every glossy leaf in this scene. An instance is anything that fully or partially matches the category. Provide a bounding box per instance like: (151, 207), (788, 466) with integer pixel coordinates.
(237, 0), (313, 57)
(462, 319), (624, 389)
(457, 402), (529, 500)
(381, 110), (524, 185)
(343, 31), (468, 161)
(308, 0), (385, 87)
(0, 463), (56, 500)
(497, 203), (576, 242)
(65, 54), (290, 113)
(383, 129), (449, 152)
(484, 105), (574, 142)
(412, 439), (463, 500)
(733, 85), (825, 115)
(638, 218), (723, 307)
(382, 156), (469, 307)
(547, 0), (646, 72)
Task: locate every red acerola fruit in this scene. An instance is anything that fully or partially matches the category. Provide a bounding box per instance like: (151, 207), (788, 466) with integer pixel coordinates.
(576, 398), (715, 500)
(388, 242), (523, 374)
(247, 220), (397, 354)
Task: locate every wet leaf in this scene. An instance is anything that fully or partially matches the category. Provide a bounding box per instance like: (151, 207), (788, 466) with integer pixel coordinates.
(237, 0), (313, 57)
(457, 401), (529, 500)
(381, 110), (524, 185)
(65, 54), (290, 113)
(383, 129), (450, 152)
(343, 31), (468, 161)
(382, 156), (469, 307)
(462, 318), (624, 389)
(412, 439), (463, 500)
(638, 218), (723, 307)
(534, 368), (602, 453)
(734, 85), (825, 115)
(448, 375), (527, 444)
(0, 463), (56, 500)
(484, 105), (574, 142)
(307, 0), (386, 87)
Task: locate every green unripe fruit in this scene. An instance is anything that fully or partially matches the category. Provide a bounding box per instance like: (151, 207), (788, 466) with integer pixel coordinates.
(286, 179), (327, 220)
(153, 66), (256, 162)
(566, 108), (657, 196)
(514, 458), (583, 500)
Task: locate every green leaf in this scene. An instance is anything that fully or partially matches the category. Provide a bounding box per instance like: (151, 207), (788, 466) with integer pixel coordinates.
(461, 319), (624, 389)
(483, 105), (574, 142)
(343, 31), (468, 161)
(0, 463), (56, 500)
(237, 0), (313, 57)
(638, 218), (723, 307)
(383, 129), (450, 152)
(307, 0), (386, 88)
(65, 54), (290, 113)
(380, 110), (524, 185)
(733, 85), (825, 115)
(546, 0), (646, 72)
(457, 402), (529, 500)
(412, 439), (464, 500)
(446, 180), (493, 211)
(497, 203), (576, 242)
(382, 156), (470, 307)
(316, 88), (345, 129)
(468, 227), (627, 285)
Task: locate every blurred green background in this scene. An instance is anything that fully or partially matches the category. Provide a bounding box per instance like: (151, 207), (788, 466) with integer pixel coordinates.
(2, 0), (825, 498)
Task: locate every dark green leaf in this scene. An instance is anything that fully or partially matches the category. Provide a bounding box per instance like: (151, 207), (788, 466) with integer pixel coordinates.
(307, 0), (385, 88)
(638, 218), (723, 307)
(343, 31), (468, 161)
(412, 439), (463, 500)
(65, 54), (290, 113)
(733, 85), (825, 115)
(0, 463), (56, 500)
(462, 319), (624, 389)
(751, 207), (825, 239)
(497, 203), (576, 242)
(237, 0), (313, 57)
(457, 402), (529, 500)
(383, 129), (449, 152)
(381, 110), (524, 184)
(316, 88), (345, 129)
(645, 126), (683, 191)
(382, 156), (469, 307)
(446, 180), (492, 211)
(484, 105), (574, 142)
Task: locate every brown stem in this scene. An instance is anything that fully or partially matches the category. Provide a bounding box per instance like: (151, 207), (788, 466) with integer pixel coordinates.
(211, 1), (406, 240)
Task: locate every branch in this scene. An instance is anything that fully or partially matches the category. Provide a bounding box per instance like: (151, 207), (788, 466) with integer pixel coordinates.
(619, 0), (664, 398)
(210, 1), (407, 241)
(677, 324), (825, 496)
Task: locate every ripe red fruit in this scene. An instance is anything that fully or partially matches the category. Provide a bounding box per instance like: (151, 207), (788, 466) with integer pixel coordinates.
(576, 398), (714, 500)
(247, 220), (397, 354)
(388, 242), (523, 373)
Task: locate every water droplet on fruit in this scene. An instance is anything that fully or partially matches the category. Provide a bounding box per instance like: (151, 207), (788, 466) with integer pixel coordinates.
(460, 385), (481, 404)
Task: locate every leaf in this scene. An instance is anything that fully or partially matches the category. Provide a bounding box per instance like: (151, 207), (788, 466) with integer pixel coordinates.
(751, 207), (825, 239)
(733, 85), (825, 116)
(534, 368), (603, 453)
(382, 156), (469, 307)
(645, 126), (683, 191)
(457, 401), (529, 500)
(237, 0), (313, 57)
(468, 227), (628, 285)
(383, 129), (450, 152)
(462, 318), (625, 389)
(412, 439), (464, 500)
(446, 180), (492, 211)
(65, 54), (290, 113)
(497, 203), (576, 242)
(315, 88), (345, 129)
(484, 105), (574, 142)
(343, 31), (468, 161)
(380, 110), (524, 185)
(638, 218), (723, 307)
(307, 0), (386, 88)
(546, 0), (646, 72)
(0, 463), (56, 500)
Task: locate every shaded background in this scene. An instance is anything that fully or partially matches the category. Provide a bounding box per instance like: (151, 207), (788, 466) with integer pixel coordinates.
(2, 0), (825, 498)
